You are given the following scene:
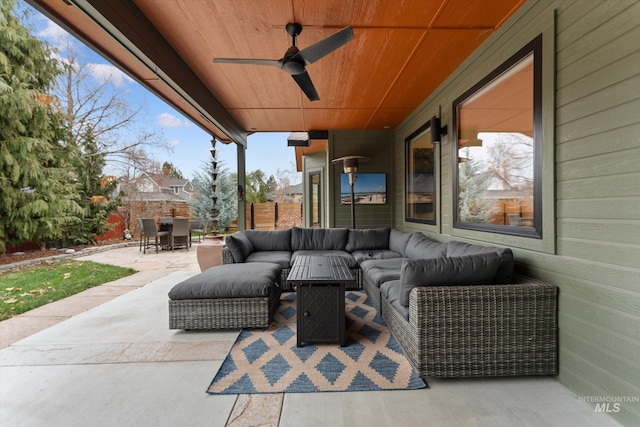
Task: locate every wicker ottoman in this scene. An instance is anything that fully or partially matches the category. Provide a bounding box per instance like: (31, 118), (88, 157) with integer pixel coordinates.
(168, 262), (282, 330)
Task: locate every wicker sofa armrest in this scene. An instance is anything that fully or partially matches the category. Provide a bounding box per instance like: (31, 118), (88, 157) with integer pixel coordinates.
(222, 247), (235, 264)
(408, 274), (558, 378)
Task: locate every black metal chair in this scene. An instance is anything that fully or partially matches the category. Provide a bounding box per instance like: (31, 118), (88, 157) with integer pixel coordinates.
(141, 218), (169, 254)
(171, 217), (190, 251)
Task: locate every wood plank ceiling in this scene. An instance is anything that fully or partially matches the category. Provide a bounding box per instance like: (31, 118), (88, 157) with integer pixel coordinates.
(30, 0), (525, 144)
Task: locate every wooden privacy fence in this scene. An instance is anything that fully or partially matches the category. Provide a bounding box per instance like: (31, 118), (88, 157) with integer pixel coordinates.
(245, 202), (303, 230)
(488, 199), (534, 227)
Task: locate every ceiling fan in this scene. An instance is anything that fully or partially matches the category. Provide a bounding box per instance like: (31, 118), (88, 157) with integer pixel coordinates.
(213, 23), (354, 101)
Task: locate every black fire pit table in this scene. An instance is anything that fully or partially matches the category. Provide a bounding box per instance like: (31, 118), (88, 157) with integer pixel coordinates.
(286, 255), (355, 347)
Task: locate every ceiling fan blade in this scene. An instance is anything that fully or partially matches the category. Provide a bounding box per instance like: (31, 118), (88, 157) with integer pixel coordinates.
(292, 71), (319, 101)
(213, 58), (282, 68)
(299, 26), (354, 64)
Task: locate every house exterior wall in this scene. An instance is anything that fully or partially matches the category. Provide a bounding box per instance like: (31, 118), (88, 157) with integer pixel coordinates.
(394, 1), (640, 424)
(328, 130), (395, 228)
(136, 175), (157, 193)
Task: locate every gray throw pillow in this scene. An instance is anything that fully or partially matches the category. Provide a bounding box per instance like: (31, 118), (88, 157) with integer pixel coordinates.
(291, 227), (348, 251)
(389, 229), (412, 255)
(345, 228), (390, 252)
(399, 253), (501, 306)
(225, 232), (254, 262)
(404, 233), (447, 259)
(446, 241), (514, 284)
(245, 229), (292, 251)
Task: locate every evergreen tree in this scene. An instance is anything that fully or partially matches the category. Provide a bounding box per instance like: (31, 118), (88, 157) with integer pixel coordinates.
(65, 125), (119, 244)
(161, 161), (183, 179)
(191, 159), (236, 231)
(245, 169), (270, 203)
(0, 0), (83, 251)
(457, 148), (491, 223)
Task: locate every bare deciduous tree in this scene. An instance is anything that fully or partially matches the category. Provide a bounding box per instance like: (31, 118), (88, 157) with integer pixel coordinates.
(55, 45), (171, 172)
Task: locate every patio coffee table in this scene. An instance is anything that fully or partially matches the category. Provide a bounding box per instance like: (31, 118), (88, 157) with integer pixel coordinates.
(287, 256), (355, 347)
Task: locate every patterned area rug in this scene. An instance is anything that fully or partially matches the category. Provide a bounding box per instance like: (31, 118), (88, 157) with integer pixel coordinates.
(207, 291), (426, 394)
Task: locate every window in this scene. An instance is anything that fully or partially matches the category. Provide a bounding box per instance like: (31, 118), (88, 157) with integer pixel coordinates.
(405, 122), (436, 224)
(453, 35), (542, 238)
(309, 171), (321, 227)
(172, 186), (180, 195)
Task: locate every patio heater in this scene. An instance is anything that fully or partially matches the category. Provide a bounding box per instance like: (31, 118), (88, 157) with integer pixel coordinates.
(332, 156), (369, 229)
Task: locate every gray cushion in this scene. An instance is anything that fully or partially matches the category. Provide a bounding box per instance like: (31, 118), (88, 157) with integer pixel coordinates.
(351, 249), (403, 264)
(380, 280), (408, 320)
(291, 250), (357, 268)
(399, 253), (501, 306)
(225, 232), (254, 262)
(246, 251), (292, 268)
(345, 228), (390, 252)
(168, 262), (282, 299)
(446, 241), (514, 284)
(291, 227), (348, 251)
(361, 257), (405, 287)
(245, 229), (292, 251)
(404, 233), (447, 260)
(389, 229), (413, 256)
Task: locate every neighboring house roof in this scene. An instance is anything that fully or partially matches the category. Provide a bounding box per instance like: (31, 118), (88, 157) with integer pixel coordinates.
(130, 171), (195, 201)
(147, 174), (190, 188)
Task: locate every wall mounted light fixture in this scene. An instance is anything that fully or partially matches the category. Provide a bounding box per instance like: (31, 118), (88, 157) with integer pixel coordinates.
(430, 116), (448, 144)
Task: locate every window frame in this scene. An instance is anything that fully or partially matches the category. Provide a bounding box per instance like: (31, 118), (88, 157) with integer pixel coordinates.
(309, 171), (322, 228)
(452, 34), (543, 239)
(405, 121), (437, 225)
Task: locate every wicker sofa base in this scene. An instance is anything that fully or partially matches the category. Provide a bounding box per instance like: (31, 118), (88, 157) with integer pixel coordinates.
(362, 273), (382, 314)
(375, 275), (558, 378)
(169, 295), (279, 330)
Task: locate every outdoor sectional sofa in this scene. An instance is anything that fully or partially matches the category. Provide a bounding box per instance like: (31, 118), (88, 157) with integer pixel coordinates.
(218, 226), (558, 378)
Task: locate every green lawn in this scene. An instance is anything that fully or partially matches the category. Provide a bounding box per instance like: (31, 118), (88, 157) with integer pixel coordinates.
(0, 260), (136, 321)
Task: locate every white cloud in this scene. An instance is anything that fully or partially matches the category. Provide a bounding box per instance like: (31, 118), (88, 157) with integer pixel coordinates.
(86, 63), (133, 87)
(38, 18), (69, 43)
(158, 113), (190, 128)
(169, 139), (181, 146)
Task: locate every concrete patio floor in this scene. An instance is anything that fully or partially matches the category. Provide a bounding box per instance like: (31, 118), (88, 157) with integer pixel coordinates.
(0, 245), (623, 426)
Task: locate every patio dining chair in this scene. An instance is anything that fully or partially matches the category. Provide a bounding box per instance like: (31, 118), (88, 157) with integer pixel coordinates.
(189, 217), (208, 244)
(141, 218), (169, 254)
(137, 218), (145, 251)
(171, 217), (190, 251)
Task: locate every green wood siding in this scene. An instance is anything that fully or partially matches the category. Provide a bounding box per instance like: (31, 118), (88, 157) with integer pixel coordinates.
(394, 0), (640, 424)
(328, 130), (394, 229)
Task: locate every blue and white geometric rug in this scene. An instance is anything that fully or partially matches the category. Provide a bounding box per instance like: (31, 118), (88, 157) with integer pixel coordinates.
(207, 291), (426, 394)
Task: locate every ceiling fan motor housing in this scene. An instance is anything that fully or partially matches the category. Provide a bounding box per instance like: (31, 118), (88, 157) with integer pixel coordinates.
(283, 46), (305, 75)
(286, 22), (303, 37)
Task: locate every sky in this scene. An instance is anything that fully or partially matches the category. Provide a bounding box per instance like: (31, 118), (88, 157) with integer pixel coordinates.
(19, 1), (299, 182)
(340, 173), (387, 195)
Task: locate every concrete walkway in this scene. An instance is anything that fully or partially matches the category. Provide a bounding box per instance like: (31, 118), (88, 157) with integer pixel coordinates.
(0, 244), (205, 348)
(0, 245), (624, 426)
